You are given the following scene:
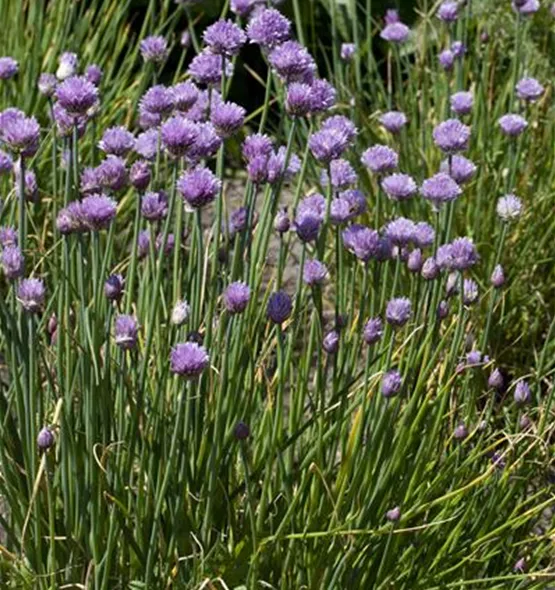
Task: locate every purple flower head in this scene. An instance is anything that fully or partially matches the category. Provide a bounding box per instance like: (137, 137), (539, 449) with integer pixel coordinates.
(99, 126), (135, 157)
(228, 206), (256, 238)
(15, 168), (38, 202)
(328, 198), (351, 226)
(453, 423), (468, 440)
(56, 202), (85, 234)
(385, 9), (400, 24)
(445, 272), (459, 297)
(243, 133), (273, 161)
(340, 189), (367, 217)
(161, 116), (198, 158)
(381, 173), (417, 201)
(463, 278), (479, 305)
(294, 212), (322, 242)
(138, 108), (161, 130)
(491, 264), (505, 288)
(413, 222), (435, 248)
(341, 43), (356, 61)
(177, 166), (221, 210)
(0, 57), (18, 79)
(321, 329), (340, 355)
(81, 194), (117, 231)
(382, 369), (402, 397)
(440, 155), (476, 184)
(451, 41), (466, 59)
(38, 73), (57, 97)
(450, 91), (473, 116)
(223, 281), (251, 314)
(56, 76), (99, 116)
(137, 229), (150, 259)
(324, 159), (357, 190)
(286, 82), (313, 118)
(437, 1), (458, 22)
(96, 156), (128, 192)
(386, 298), (412, 328)
(364, 317), (383, 345)
(514, 380), (531, 405)
(105, 274), (124, 301)
(114, 315), (139, 350)
(439, 49), (455, 71)
(361, 145), (398, 174)
(488, 368), (504, 390)
(496, 194), (522, 222)
(433, 119), (470, 153)
(344, 225), (380, 262)
(310, 120), (356, 164)
(210, 100), (245, 137)
(141, 190), (168, 222)
(1, 245), (24, 280)
(203, 19), (246, 56)
(513, 557), (527, 573)
(421, 172), (462, 207)
(297, 194), (326, 221)
(247, 8), (291, 48)
(247, 155), (269, 184)
(130, 160), (151, 191)
(422, 257), (439, 280)
(140, 35), (169, 64)
(171, 81), (199, 112)
(188, 49), (233, 87)
(182, 88), (211, 122)
(85, 64), (103, 86)
(274, 208), (290, 234)
(37, 427), (55, 451)
(436, 237), (479, 271)
(516, 77), (544, 102)
(321, 115), (357, 141)
(386, 506), (401, 522)
(308, 78), (337, 114)
(498, 114), (528, 137)
(234, 420), (250, 440)
(384, 217), (416, 246)
(407, 249), (423, 273)
(267, 290), (292, 324)
(380, 111), (407, 134)
(269, 41), (315, 84)
(1, 114), (40, 157)
(52, 104), (86, 138)
(231, 0), (258, 17)
(303, 259), (328, 286)
(0, 226), (17, 247)
(380, 21), (410, 43)
(140, 85), (174, 116)
(56, 52), (78, 80)
(188, 122), (222, 161)
(513, 0), (539, 15)
(17, 278), (45, 313)
(267, 147), (300, 185)
(437, 300), (449, 320)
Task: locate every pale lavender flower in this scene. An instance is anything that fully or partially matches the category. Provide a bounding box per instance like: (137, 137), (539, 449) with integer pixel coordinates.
(141, 190), (168, 221)
(386, 506), (401, 522)
(386, 297), (412, 327)
(421, 172), (462, 206)
(463, 278), (479, 305)
(450, 91), (473, 115)
(140, 35), (169, 63)
(361, 145), (399, 174)
(269, 41), (315, 84)
(161, 116), (199, 158)
(451, 41), (466, 59)
(513, 557), (527, 573)
(114, 315), (139, 350)
(211, 100), (246, 137)
(56, 76), (99, 116)
(382, 369), (402, 397)
(203, 19), (246, 56)
(498, 114), (528, 137)
(433, 119), (470, 153)
(85, 64), (103, 86)
(14, 168), (38, 202)
(488, 368), (504, 390)
(340, 189), (367, 217)
(0, 226), (17, 247)
(37, 427), (55, 451)
(267, 290), (292, 324)
(322, 331), (340, 355)
(516, 77), (544, 102)
(188, 122), (222, 161)
(56, 52), (78, 80)
(267, 148), (300, 185)
(247, 7), (291, 48)
(440, 155), (476, 184)
(303, 259), (328, 286)
(56, 202), (85, 234)
(177, 166), (221, 209)
(380, 111), (407, 134)
(137, 230), (150, 259)
(341, 43), (356, 62)
(514, 380), (531, 404)
(294, 212), (322, 242)
(98, 126), (135, 156)
(1, 245), (24, 279)
(437, 300), (449, 320)
(309, 128), (351, 164)
(437, 1), (458, 22)
(135, 130), (158, 161)
(52, 103), (86, 138)
(321, 115), (357, 140)
(171, 81), (199, 111)
(285, 82), (313, 117)
(1, 114), (40, 157)
(140, 85), (174, 115)
(513, 0), (539, 15)
(422, 257), (439, 280)
(38, 73), (57, 97)
(326, 159), (357, 189)
(188, 49), (233, 86)
(413, 222), (436, 248)
(242, 133), (273, 160)
(439, 49), (455, 71)
(246, 155), (269, 184)
(364, 317), (383, 345)
(96, 156), (128, 192)
(231, 0), (257, 17)
(0, 150), (13, 174)
(491, 264), (505, 288)
(407, 249), (423, 273)
(436, 237), (479, 271)
(496, 194), (522, 222)
(138, 107), (161, 130)
(381, 173), (417, 201)
(0, 57), (18, 80)
(308, 79), (336, 114)
(380, 21), (410, 43)
(453, 423), (468, 440)
(81, 194), (117, 231)
(223, 282), (251, 314)
(17, 278), (45, 313)
(384, 217), (416, 246)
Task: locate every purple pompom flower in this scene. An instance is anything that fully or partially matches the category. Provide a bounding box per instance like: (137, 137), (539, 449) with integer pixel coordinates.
(407, 249), (423, 273)
(247, 8), (291, 48)
(381, 173), (417, 201)
(231, 0), (257, 17)
(450, 91), (473, 115)
(56, 76), (99, 116)
(308, 79), (337, 114)
(140, 35), (169, 64)
(96, 156), (128, 192)
(211, 100), (246, 137)
(439, 49), (455, 71)
(440, 155), (476, 184)
(433, 119), (470, 153)
(99, 126), (135, 156)
(451, 41), (466, 59)
(1, 114), (40, 157)
(437, 1), (458, 22)
(37, 427), (55, 451)
(0, 57), (17, 80)
(436, 237), (479, 271)
(177, 166), (221, 210)
(386, 297), (412, 327)
(413, 222), (436, 248)
(344, 225), (380, 262)
(341, 43), (356, 62)
(17, 278), (45, 313)
(188, 122), (222, 161)
(496, 194), (522, 222)
(421, 172), (462, 207)
(56, 202), (85, 234)
(514, 0), (539, 13)
(514, 380), (531, 405)
(188, 49), (233, 87)
(203, 19), (246, 56)
(242, 133), (273, 161)
(81, 194), (117, 230)
(303, 259), (328, 286)
(38, 73), (57, 97)
(382, 369), (402, 397)
(85, 64), (103, 86)
(491, 264), (505, 288)
(309, 128), (351, 164)
(130, 160), (151, 191)
(285, 82), (313, 118)
(422, 257), (439, 280)
(323, 330), (340, 355)
(267, 147), (300, 185)
(246, 155), (269, 185)
(105, 274), (124, 301)
(137, 229), (150, 259)
(0, 226), (17, 247)
(141, 190), (168, 222)
(52, 104), (86, 138)
(161, 116), (198, 158)
(361, 145), (398, 174)
(1, 245), (24, 280)
(364, 317), (383, 345)
(498, 114), (528, 137)
(15, 168), (38, 202)
(223, 281), (251, 314)
(114, 315), (139, 350)
(516, 77), (544, 102)
(321, 115), (357, 141)
(380, 21), (410, 43)
(140, 85), (174, 116)
(56, 52), (78, 80)
(268, 41), (315, 84)
(294, 212), (322, 242)
(267, 290), (292, 324)
(380, 111), (407, 134)
(384, 217), (416, 246)
(326, 159), (357, 189)
(171, 81), (199, 112)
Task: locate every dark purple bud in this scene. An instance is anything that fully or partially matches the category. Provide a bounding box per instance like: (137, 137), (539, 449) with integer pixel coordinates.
(382, 369), (402, 398)
(437, 300), (449, 320)
(37, 427), (55, 451)
(234, 421), (250, 441)
(104, 274), (124, 302)
(267, 291), (292, 324)
(363, 317), (383, 345)
(322, 330), (340, 355)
